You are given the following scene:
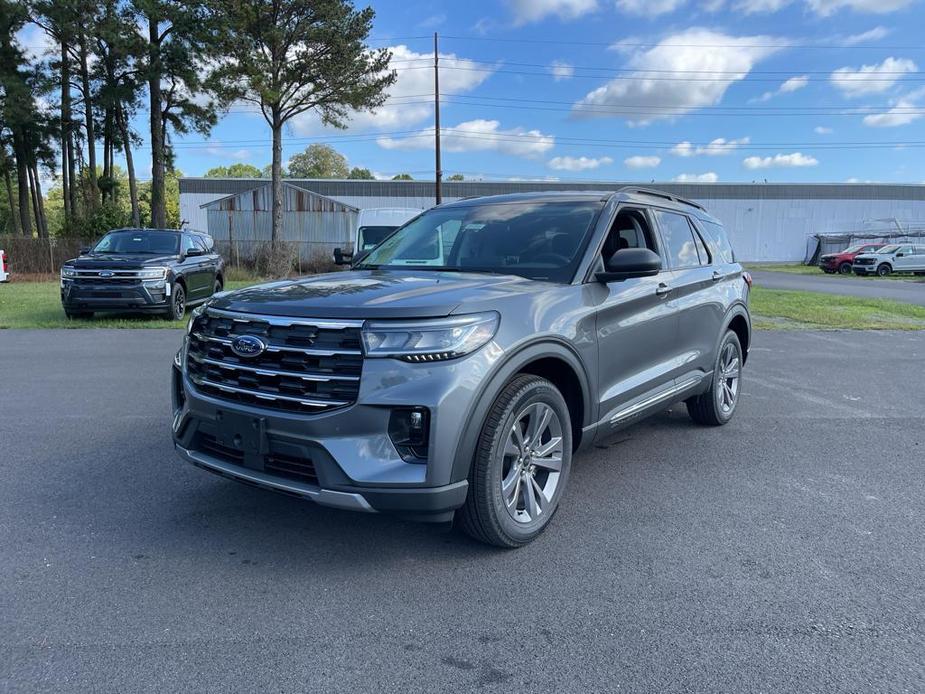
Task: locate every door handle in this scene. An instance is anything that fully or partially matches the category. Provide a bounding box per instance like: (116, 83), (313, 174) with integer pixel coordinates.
(712, 270), (723, 281)
(655, 283), (671, 297)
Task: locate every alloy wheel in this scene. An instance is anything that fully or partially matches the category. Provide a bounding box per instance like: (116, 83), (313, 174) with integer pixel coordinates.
(716, 341), (741, 414)
(499, 402), (564, 524)
(174, 289), (185, 319)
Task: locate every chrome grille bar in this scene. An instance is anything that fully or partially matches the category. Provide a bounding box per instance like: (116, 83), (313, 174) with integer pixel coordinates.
(188, 353), (360, 382)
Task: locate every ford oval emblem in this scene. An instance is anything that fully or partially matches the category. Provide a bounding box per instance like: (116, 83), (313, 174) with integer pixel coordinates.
(230, 335), (266, 358)
(99, 270), (114, 278)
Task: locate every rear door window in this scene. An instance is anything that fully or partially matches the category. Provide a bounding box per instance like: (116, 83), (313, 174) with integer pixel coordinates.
(695, 219), (735, 264)
(655, 210), (706, 269)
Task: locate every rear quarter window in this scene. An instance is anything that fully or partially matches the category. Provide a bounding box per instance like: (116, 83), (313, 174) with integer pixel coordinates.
(696, 219), (736, 264)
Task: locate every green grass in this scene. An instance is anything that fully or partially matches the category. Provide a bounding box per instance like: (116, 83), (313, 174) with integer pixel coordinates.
(750, 286), (925, 330)
(0, 279), (259, 329)
(745, 262), (921, 280)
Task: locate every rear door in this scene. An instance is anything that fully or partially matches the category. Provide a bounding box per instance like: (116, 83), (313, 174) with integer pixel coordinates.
(653, 209), (727, 383)
(179, 234), (208, 298)
(893, 245), (915, 272)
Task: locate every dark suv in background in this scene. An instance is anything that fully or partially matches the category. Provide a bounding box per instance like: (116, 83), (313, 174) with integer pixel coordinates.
(60, 228), (224, 320)
(171, 188), (751, 547)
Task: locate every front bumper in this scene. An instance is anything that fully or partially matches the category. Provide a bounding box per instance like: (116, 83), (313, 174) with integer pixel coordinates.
(170, 346), (483, 521)
(61, 279), (171, 312)
(853, 265), (877, 275)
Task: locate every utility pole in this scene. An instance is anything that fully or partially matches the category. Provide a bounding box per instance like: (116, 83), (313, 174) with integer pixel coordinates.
(434, 32), (442, 205)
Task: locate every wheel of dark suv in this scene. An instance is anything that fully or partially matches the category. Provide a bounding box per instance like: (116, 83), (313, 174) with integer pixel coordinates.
(838, 262), (852, 274)
(167, 283), (186, 320)
(687, 330), (743, 426)
(65, 310), (92, 319)
(877, 263), (892, 277)
(458, 374), (572, 548)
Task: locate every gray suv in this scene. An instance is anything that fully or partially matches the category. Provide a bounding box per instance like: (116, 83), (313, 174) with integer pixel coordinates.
(171, 188), (751, 547)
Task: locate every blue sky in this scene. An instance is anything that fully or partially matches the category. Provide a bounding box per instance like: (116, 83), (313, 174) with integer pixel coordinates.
(20, 0), (925, 183)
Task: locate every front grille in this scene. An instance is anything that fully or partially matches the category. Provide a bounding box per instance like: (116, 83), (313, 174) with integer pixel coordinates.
(73, 277), (140, 286)
(196, 432), (245, 464)
(854, 258), (875, 265)
(186, 308), (363, 414)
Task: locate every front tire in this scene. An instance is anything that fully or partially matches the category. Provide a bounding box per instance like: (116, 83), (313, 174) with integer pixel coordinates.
(687, 330), (743, 426)
(167, 283), (186, 321)
(838, 262), (852, 275)
(65, 309), (92, 319)
(457, 374), (572, 548)
(877, 263), (892, 277)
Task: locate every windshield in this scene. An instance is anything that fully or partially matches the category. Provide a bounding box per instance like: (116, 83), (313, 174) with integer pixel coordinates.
(93, 231), (180, 255)
(843, 245), (865, 253)
(876, 244), (899, 254)
(358, 225), (399, 251)
(356, 200), (603, 283)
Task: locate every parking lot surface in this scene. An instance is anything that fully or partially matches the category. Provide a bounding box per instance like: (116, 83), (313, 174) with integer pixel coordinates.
(2, 329), (923, 693)
(751, 269), (925, 306)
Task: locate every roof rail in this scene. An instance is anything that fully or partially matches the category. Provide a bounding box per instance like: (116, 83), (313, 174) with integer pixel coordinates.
(618, 186), (706, 211)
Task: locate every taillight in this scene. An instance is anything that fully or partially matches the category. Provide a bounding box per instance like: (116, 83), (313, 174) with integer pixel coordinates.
(742, 271), (752, 288)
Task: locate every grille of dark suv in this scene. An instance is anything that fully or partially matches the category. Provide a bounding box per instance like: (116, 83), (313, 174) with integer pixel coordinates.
(186, 307), (364, 414)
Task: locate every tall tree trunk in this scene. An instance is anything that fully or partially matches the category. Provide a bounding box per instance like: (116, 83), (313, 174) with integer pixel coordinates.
(78, 30), (97, 206)
(147, 14), (166, 228)
(30, 163), (49, 239)
(117, 105), (140, 227)
(1, 148), (21, 236)
(13, 135), (32, 236)
(271, 111), (283, 247)
(102, 112), (111, 203)
(60, 35), (71, 221)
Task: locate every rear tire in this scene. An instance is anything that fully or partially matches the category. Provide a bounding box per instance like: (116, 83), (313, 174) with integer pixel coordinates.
(65, 310), (92, 319)
(687, 331), (743, 427)
(838, 262), (852, 275)
(877, 263), (891, 277)
(166, 284), (186, 321)
(457, 374), (572, 548)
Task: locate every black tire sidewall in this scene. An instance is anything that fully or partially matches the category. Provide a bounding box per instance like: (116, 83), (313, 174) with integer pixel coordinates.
(711, 331), (743, 424)
(171, 284), (186, 320)
(838, 262), (852, 274)
(877, 264), (891, 276)
(479, 379), (572, 544)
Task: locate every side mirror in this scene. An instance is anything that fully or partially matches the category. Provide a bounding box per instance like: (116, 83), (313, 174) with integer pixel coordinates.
(596, 248), (662, 283)
(333, 247), (353, 265)
(185, 247), (204, 257)
(79, 246), (91, 255)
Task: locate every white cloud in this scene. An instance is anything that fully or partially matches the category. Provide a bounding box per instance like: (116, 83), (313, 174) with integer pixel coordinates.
(843, 26), (890, 44)
(703, 0), (727, 10)
(206, 142), (252, 160)
(508, 0), (598, 25)
(674, 172), (719, 182)
(672, 137), (750, 156)
(548, 155), (615, 171)
(734, 0), (792, 13)
(862, 87), (925, 127)
(623, 155), (661, 169)
(831, 57), (917, 97)
(378, 119), (555, 158)
(743, 152), (819, 168)
(549, 61), (575, 81)
(291, 45), (492, 135)
(575, 29), (783, 124)
(806, 0), (912, 15)
(754, 75), (809, 101)
(15, 25), (56, 63)
(616, 0), (686, 17)
(814, 126), (834, 134)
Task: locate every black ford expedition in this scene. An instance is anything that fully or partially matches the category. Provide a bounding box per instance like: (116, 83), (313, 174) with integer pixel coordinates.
(60, 228), (224, 320)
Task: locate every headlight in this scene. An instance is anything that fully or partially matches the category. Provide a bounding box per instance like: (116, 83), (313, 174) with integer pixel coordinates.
(362, 312), (499, 362)
(60, 266), (78, 278)
(187, 303), (207, 334)
(138, 267), (168, 280)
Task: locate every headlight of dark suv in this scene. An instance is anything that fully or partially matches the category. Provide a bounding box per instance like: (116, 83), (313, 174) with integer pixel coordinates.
(361, 312), (499, 362)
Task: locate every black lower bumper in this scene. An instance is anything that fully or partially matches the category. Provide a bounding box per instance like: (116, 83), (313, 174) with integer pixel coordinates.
(61, 281), (170, 312)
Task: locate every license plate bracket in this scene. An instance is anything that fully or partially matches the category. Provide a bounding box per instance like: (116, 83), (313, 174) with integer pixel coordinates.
(215, 411), (268, 456)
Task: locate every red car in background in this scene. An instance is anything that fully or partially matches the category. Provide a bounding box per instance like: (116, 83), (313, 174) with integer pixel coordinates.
(818, 243), (885, 274)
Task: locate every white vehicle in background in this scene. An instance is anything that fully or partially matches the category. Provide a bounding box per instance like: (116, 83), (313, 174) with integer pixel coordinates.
(0, 249), (8, 282)
(354, 208), (422, 253)
(853, 244), (925, 276)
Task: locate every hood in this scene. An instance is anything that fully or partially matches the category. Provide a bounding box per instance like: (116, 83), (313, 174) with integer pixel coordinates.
(65, 253), (179, 269)
(210, 269), (554, 319)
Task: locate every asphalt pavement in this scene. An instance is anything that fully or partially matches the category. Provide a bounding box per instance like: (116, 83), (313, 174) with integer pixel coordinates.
(751, 269), (925, 306)
(1, 329), (923, 693)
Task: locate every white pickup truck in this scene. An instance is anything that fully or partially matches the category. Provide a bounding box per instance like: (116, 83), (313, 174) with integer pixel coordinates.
(354, 208), (422, 253)
(0, 249), (8, 282)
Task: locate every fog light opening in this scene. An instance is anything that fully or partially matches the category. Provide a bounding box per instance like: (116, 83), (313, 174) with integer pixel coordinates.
(388, 407), (430, 463)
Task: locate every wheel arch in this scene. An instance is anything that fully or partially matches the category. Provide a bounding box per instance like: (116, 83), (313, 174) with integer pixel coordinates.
(722, 303), (751, 364)
(449, 340), (593, 484)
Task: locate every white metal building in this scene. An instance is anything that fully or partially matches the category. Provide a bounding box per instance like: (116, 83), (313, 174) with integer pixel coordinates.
(180, 178), (925, 262)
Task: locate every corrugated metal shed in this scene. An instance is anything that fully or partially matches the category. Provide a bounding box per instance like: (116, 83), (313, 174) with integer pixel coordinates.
(202, 182), (359, 259)
(181, 178), (925, 261)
